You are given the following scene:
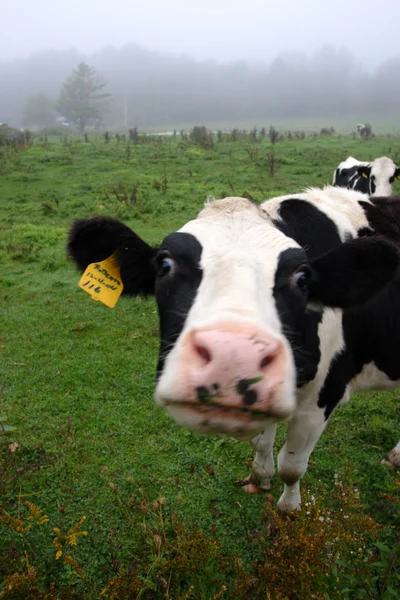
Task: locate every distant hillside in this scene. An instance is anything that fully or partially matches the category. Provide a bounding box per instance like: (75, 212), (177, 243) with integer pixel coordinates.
(1, 43), (399, 129)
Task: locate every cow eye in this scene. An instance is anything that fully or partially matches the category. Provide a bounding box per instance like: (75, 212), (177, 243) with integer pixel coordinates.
(158, 256), (174, 276)
(294, 269), (310, 290)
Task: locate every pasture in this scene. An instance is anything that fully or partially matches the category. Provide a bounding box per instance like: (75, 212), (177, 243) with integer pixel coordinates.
(1, 131), (399, 599)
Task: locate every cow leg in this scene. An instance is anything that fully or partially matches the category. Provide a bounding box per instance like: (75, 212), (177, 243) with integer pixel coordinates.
(382, 441), (400, 469)
(242, 422), (277, 493)
(277, 409), (327, 513)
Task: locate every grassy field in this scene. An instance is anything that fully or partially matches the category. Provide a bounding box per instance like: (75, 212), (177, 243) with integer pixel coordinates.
(1, 131), (400, 599)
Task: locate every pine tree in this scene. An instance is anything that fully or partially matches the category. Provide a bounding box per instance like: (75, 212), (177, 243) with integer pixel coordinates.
(55, 62), (111, 132)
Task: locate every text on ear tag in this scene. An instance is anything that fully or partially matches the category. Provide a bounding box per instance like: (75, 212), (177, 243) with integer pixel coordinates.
(78, 253), (123, 308)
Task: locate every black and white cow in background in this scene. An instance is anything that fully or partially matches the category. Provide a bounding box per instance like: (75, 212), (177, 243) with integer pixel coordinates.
(333, 156), (400, 196)
(68, 186), (400, 512)
(356, 123), (368, 136)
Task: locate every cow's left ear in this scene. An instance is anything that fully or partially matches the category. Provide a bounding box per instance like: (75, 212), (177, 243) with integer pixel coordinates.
(307, 237), (399, 309)
(395, 167), (400, 180)
(358, 165), (371, 179)
(68, 216), (159, 296)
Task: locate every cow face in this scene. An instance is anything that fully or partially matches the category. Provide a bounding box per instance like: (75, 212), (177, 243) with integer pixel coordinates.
(358, 159), (399, 196)
(68, 197), (398, 440)
(155, 199), (301, 439)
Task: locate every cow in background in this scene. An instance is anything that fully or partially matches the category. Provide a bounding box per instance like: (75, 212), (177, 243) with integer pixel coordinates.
(333, 156), (400, 196)
(356, 123), (373, 139)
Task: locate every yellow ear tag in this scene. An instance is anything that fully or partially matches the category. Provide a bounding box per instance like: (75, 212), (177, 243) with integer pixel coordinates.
(361, 172), (368, 179)
(78, 253), (123, 308)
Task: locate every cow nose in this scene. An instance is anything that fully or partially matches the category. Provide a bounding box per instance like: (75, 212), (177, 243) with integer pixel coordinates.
(188, 328), (286, 412)
(192, 330), (279, 371)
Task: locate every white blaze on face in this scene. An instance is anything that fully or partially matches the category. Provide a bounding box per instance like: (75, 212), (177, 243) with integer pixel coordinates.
(155, 197), (299, 437)
(370, 157), (397, 196)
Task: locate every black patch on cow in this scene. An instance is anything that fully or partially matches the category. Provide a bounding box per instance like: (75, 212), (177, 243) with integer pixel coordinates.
(317, 349), (351, 419)
(68, 216), (158, 296)
(360, 197), (400, 246)
(308, 237), (399, 309)
(155, 232), (203, 374)
(333, 166), (369, 194)
(272, 199), (342, 259)
(318, 277), (400, 418)
(370, 177), (376, 195)
(273, 248), (322, 387)
(357, 226), (375, 238)
(273, 239), (399, 392)
(358, 165), (372, 179)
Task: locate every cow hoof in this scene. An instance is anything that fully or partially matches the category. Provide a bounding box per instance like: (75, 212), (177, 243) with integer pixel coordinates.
(381, 449), (400, 469)
(243, 483), (262, 494)
(238, 473), (271, 494)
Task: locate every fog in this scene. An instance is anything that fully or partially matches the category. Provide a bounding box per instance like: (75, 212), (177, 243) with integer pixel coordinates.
(2, 0), (399, 67)
(1, 0), (400, 129)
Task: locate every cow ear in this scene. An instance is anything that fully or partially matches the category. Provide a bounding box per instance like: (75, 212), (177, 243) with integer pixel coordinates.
(395, 167), (400, 180)
(307, 237), (399, 309)
(358, 165), (371, 179)
(68, 217), (158, 296)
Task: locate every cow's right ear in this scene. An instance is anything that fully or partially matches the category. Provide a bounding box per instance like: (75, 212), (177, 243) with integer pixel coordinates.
(67, 217), (158, 296)
(308, 237), (399, 309)
(358, 165), (371, 179)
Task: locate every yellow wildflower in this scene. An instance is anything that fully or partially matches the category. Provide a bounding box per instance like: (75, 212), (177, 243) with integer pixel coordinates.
(52, 516), (87, 561)
(0, 511), (32, 533)
(25, 501), (49, 525)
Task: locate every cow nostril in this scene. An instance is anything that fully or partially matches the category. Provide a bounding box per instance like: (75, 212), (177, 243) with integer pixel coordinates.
(260, 355), (273, 369)
(194, 343), (212, 364)
(260, 353), (275, 370)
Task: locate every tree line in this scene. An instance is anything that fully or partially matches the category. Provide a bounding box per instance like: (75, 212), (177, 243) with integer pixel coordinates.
(1, 43), (399, 129)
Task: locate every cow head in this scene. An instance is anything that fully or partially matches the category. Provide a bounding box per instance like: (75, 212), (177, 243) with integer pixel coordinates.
(358, 158), (400, 196)
(68, 197), (398, 440)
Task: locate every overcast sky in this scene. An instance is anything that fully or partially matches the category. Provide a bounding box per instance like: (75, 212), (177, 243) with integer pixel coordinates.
(2, 0), (399, 67)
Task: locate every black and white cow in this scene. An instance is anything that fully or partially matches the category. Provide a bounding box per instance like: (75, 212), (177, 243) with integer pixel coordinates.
(333, 156), (400, 196)
(356, 123), (367, 136)
(68, 186), (400, 512)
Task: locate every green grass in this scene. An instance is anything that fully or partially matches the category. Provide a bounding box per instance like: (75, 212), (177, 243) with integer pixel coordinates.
(1, 132), (399, 599)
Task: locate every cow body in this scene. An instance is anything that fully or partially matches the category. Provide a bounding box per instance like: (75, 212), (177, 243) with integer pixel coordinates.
(333, 156), (400, 196)
(68, 186), (400, 512)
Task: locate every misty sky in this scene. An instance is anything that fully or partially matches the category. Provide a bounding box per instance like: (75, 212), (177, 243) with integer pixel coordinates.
(2, 0), (399, 67)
